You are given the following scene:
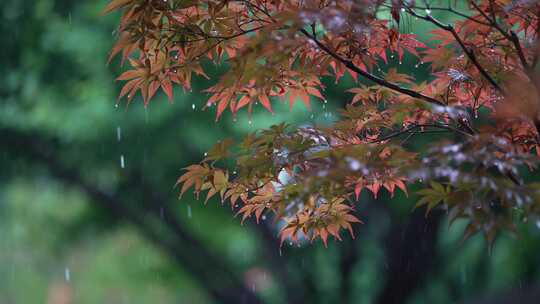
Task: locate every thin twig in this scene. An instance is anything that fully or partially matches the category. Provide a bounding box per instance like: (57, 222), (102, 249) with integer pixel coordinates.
(370, 123), (472, 144)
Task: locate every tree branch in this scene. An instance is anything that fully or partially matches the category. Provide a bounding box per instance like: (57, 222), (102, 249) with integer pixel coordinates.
(375, 208), (443, 304)
(371, 123), (472, 143)
(403, 8), (503, 93)
(299, 29), (446, 106)
(469, 1), (531, 73)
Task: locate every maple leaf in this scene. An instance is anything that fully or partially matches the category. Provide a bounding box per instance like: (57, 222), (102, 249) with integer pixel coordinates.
(415, 182), (451, 215)
(384, 68), (415, 85)
(176, 164), (211, 198)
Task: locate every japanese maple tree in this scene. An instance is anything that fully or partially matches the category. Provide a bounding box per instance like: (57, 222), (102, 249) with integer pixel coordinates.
(105, 0), (540, 247)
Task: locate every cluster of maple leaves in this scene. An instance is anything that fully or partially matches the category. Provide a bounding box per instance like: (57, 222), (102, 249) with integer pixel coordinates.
(106, 0), (540, 247)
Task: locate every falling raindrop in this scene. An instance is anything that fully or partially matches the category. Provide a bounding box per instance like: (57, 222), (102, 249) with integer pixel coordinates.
(248, 120), (252, 125)
(114, 104), (119, 108)
(187, 204), (192, 218)
(120, 155), (125, 169)
(192, 103), (196, 110)
(64, 267), (70, 282)
(116, 126), (122, 142)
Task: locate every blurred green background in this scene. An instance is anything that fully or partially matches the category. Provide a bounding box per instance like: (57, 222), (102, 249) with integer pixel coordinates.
(1, 1), (540, 303)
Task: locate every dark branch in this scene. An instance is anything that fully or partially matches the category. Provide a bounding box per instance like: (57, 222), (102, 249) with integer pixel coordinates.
(375, 208), (443, 304)
(469, 1), (531, 73)
(299, 29), (446, 106)
(403, 8), (503, 93)
(510, 30), (532, 72)
(371, 123), (472, 143)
